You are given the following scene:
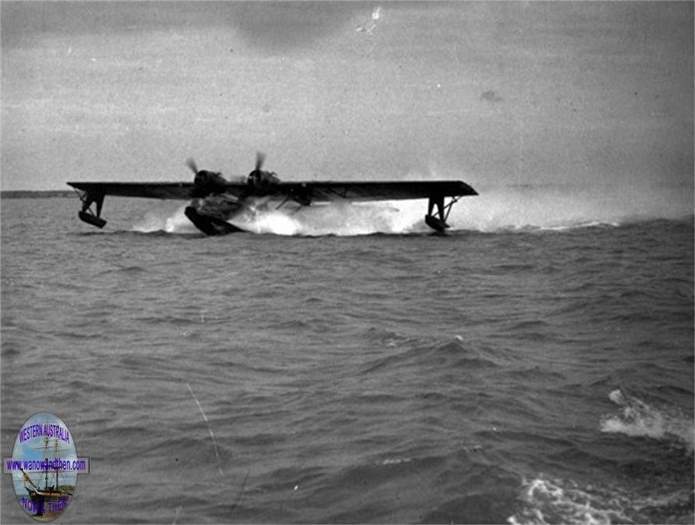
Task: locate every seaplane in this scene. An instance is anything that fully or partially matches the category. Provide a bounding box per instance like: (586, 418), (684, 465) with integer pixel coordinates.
(67, 153), (478, 235)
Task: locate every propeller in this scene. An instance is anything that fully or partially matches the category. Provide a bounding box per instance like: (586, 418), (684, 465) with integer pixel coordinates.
(187, 152), (266, 182)
(185, 158), (199, 175)
(255, 151), (266, 172)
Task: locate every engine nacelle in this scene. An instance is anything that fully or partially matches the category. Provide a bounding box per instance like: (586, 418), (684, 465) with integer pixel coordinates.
(247, 170), (280, 192)
(192, 170), (228, 197)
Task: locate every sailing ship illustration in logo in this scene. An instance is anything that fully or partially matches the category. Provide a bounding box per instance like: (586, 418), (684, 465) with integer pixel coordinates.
(5, 413), (89, 521)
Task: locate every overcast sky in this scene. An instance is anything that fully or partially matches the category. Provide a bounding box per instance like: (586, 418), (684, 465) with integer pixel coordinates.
(1, 1), (692, 192)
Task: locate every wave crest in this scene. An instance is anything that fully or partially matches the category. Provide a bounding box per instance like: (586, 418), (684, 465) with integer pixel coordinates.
(508, 474), (693, 525)
(600, 389), (694, 452)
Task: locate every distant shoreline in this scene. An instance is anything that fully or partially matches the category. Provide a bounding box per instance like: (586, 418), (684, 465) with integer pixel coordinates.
(1, 190), (75, 199)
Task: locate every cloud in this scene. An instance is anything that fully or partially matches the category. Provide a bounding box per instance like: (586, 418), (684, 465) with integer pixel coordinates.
(230, 3), (359, 50)
(481, 90), (503, 103)
(1, 2), (360, 52)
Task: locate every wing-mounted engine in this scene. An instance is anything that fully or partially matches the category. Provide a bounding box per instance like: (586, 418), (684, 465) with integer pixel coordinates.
(247, 170), (280, 191)
(186, 158), (230, 198)
(192, 170), (228, 197)
(246, 151), (281, 194)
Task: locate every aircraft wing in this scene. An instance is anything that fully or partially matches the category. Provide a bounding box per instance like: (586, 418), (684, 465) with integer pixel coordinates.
(67, 182), (200, 199)
(273, 180), (477, 202)
(67, 180), (477, 201)
(67, 178), (477, 234)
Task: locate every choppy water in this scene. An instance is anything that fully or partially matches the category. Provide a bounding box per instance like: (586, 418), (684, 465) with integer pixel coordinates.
(1, 191), (693, 524)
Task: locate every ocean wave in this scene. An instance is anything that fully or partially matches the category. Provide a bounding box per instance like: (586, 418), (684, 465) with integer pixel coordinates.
(508, 474), (693, 525)
(508, 475), (632, 525)
(600, 389), (694, 452)
(360, 338), (503, 375)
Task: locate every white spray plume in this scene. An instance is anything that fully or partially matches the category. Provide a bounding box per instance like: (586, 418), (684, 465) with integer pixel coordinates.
(132, 179), (691, 236)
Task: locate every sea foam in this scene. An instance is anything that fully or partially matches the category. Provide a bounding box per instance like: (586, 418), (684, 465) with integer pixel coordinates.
(508, 475), (632, 525)
(600, 389), (694, 452)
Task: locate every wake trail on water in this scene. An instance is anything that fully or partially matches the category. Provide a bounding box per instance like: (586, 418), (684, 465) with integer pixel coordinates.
(450, 182), (692, 232)
(131, 182), (692, 236)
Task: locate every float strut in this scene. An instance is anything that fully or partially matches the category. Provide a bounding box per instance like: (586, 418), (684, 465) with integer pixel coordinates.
(425, 194), (461, 233)
(75, 191), (107, 228)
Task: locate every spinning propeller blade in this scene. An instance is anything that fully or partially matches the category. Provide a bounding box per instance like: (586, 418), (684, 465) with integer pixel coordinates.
(255, 151), (266, 172)
(185, 158), (198, 175)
